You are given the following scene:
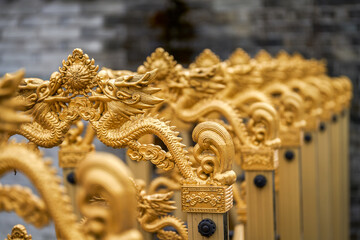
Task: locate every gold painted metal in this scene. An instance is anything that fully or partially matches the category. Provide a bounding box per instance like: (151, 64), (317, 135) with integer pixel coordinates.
(0, 75), (144, 239)
(305, 60), (345, 240)
(1, 47), (352, 240)
(182, 121), (236, 240)
(59, 120), (95, 218)
(5, 224), (32, 240)
(1, 49), (240, 239)
(317, 121), (333, 240)
(136, 49), (248, 220)
(77, 152), (143, 240)
(0, 71), (86, 239)
(239, 102), (280, 240)
(287, 78), (322, 240)
(340, 76), (352, 240)
(59, 121), (95, 168)
(331, 78), (346, 240)
(330, 112), (343, 240)
(306, 74), (335, 240)
(134, 180), (188, 240)
(277, 91), (305, 240)
(15, 49), (195, 179)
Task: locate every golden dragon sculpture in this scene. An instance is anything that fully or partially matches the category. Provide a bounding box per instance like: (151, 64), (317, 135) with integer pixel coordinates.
(0, 70), (85, 239)
(14, 48), (195, 179)
(1, 53), (237, 240)
(137, 48), (250, 145)
(222, 48), (271, 115)
(0, 70), (185, 240)
(134, 180), (188, 240)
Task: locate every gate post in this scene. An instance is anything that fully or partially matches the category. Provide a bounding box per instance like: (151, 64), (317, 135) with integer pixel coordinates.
(277, 92), (305, 240)
(181, 121), (236, 240)
(239, 102), (280, 240)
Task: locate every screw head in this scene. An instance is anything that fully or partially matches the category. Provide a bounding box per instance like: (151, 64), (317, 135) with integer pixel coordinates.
(67, 171), (76, 185)
(254, 175), (267, 188)
(332, 114), (338, 123)
(236, 172), (245, 182)
(319, 122), (326, 132)
(285, 150), (294, 161)
(304, 133), (312, 143)
(198, 218), (216, 237)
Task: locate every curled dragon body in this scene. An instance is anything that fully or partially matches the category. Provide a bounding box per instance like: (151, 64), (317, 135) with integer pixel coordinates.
(0, 143), (84, 239)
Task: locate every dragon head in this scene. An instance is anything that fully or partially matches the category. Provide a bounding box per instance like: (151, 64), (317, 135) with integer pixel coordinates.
(137, 48), (187, 102)
(96, 69), (164, 119)
(184, 65), (225, 96)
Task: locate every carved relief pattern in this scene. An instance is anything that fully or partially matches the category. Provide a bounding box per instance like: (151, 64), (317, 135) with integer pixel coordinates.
(60, 49), (98, 95)
(241, 102), (280, 170)
(184, 191), (221, 207)
(127, 141), (174, 171)
(181, 185), (233, 213)
(5, 224), (32, 240)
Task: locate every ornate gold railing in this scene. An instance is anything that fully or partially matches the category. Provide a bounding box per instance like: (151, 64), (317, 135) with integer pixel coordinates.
(0, 47), (352, 240)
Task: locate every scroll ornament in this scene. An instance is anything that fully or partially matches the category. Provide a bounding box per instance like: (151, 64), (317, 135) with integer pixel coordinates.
(278, 92), (306, 147)
(182, 122), (237, 213)
(240, 102), (281, 171)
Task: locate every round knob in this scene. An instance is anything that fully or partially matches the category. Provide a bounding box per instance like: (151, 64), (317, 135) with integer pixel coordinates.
(254, 175), (267, 188)
(332, 114), (338, 123)
(285, 150), (294, 161)
(304, 133), (312, 143)
(198, 218), (216, 237)
(319, 122), (326, 132)
(67, 171), (76, 185)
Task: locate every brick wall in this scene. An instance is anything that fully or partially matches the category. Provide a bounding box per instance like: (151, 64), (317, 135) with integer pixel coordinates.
(0, 0), (359, 239)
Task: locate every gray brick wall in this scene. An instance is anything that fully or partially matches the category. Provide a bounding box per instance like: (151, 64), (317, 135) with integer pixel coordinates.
(0, 0), (359, 239)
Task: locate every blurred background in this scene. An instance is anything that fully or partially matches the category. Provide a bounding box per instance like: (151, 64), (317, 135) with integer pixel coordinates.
(0, 0), (359, 239)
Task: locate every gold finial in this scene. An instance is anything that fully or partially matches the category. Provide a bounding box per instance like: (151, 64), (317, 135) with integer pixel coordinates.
(182, 122), (236, 213)
(255, 49), (273, 63)
(190, 49), (221, 68)
(288, 80), (321, 130)
(278, 92), (306, 147)
(6, 224), (32, 240)
(240, 102), (280, 171)
(59, 48), (99, 95)
(276, 50), (291, 61)
(226, 48), (251, 66)
(137, 47), (178, 82)
(58, 121), (95, 168)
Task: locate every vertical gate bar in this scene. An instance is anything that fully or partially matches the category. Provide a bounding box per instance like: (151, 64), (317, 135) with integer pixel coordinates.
(245, 171), (275, 240)
(278, 147), (302, 240)
(317, 121), (333, 240)
(330, 113), (343, 240)
(301, 130), (320, 240)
